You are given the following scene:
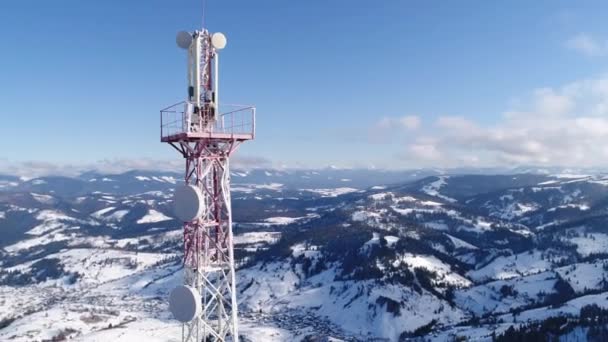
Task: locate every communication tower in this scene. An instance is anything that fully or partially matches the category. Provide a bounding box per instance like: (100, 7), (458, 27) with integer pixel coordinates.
(162, 25), (255, 342)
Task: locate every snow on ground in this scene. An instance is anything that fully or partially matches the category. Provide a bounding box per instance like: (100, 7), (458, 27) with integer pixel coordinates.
(239, 263), (467, 341)
(421, 176), (456, 202)
(384, 235), (399, 246)
(393, 195), (417, 203)
(106, 210), (129, 221)
(500, 291), (608, 324)
(361, 232), (381, 251)
(3, 230), (74, 253)
(556, 261), (608, 293)
(254, 183), (284, 191)
(538, 179), (560, 185)
(299, 280), (464, 341)
(554, 174), (590, 179)
(395, 253), (471, 287)
(35, 210), (75, 222)
(27, 220), (68, 235)
(74, 317), (181, 342)
(239, 262), (302, 312)
(0, 248), (183, 342)
(368, 192), (392, 201)
(0, 305), (141, 342)
(46, 248), (174, 284)
(92, 207), (129, 222)
(390, 204), (495, 234)
(160, 176), (177, 184)
(425, 221), (449, 231)
(238, 323), (296, 342)
(547, 203), (590, 212)
(467, 250), (562, 282)
(233, 183), (283, 193)
(567, 233), (608, 257)
(0, 180), (19, 188)
(301, 187), (360, 197)
(261, 213), (319, 226)
(136, 210), (172, 224)
(291, 243), (320, 258)
(232, 185), (256, 193)
(31, 193), (54, 204)
(445, 234), (478, 250)
(455, 271), (557, 316)
(111, 231), (181, 250)
(234, 232), (281, 245)
(92, 207), (115, 218)
(420, 200), (442, 206)
(588, 178), (608, 186)
(0, 265), (208, 342)
(351, 210), (382, 222)
(24, 209), (97, 238)
(264, 217), (301, 225)
(491, 201), (539, 220)
(391, 206), (441, 216)
(431, 322), (521, 342)
(135, 190), (171, 198)
(368, 192), (417, 203)
(0, 273), (315, 342)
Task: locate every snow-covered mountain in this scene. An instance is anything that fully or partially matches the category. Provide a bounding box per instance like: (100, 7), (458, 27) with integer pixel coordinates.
(3, 169), (608, 341)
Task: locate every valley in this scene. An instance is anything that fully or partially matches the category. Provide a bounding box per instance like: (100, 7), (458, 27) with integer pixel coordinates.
(2, 169), (608, 341)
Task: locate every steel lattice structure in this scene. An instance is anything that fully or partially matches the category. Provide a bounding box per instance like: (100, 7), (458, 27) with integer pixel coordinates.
(162, 28), (254, 342)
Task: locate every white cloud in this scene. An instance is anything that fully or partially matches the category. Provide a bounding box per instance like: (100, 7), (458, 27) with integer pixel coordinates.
(369, 115), (421, 143)
(376, 115), (421, 130)
(0, 156), (272, 178)
(401, 74), (608, 168)
(534, 88), (573, 115)
(408, 143), (441, 161)
(398, 116), (421, 130)
(566, 33), (608, 56)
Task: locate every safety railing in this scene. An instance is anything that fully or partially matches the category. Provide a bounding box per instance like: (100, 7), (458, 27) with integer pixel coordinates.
(161, 101), (255, 140)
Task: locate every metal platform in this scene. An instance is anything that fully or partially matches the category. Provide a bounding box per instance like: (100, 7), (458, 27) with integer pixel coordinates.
(161, 101), (255, 142)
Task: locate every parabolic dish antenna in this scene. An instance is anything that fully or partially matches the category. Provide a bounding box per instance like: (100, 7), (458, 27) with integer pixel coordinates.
(176, 31), (193, 49)
(169, 285), (202, 323)
(211, 32), (227, 49)
(173, 185), (204, 222)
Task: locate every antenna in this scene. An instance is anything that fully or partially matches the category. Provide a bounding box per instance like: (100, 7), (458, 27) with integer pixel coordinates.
(160, 5), (256, 342)
(176, 31), (193, 49)
(173, 185), (204, 222)
(169, 285), (202, 323)
(211, 32), (227, 50)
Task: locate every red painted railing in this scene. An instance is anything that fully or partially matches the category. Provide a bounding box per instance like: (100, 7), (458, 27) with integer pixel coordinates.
(161, 101), (255, 140)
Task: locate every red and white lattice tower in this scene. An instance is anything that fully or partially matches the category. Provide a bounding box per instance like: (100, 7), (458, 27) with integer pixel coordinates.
(162, 28), (254, 342)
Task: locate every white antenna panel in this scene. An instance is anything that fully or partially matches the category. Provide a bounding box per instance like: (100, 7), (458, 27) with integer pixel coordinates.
(176, 31), (193, 49)
(173, 185), (204, 222)
(211, 32), (227, 50)
(169, 285), (202, 323)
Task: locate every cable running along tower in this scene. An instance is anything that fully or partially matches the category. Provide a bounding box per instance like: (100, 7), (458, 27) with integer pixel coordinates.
(162, 18), (255, 342)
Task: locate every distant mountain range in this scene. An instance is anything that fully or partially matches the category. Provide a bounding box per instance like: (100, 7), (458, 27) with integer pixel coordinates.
(3, 169), (608, 341)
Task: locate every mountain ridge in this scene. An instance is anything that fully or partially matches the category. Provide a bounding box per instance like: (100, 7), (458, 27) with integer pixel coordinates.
(2, 171), (608, 340)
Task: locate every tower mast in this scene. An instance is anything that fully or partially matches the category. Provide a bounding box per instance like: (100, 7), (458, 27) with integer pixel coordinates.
(162, 20), (255, 342)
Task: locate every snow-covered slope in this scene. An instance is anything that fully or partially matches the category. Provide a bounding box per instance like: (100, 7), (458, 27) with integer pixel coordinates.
(3, 170), (608, 340)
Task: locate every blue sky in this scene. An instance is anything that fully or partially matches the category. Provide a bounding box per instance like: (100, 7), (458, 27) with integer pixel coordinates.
(2, 1), (608, 173)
